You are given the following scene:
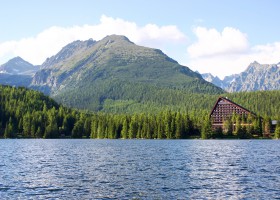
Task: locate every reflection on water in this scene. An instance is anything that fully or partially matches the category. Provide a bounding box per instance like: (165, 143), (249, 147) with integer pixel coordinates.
(0, 139), (279, 199)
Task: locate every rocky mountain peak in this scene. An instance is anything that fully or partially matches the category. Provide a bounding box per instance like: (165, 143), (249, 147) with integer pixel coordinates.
(4, 56), (31, 67)
(251, 61), (260, 65)
(0, 56), (38, 75)
(41, 39), (96, 69)
(202, 61), (280, 92)
(102, 35), (133, 43)
(201, 73), (224, 88)
(9, 56), (25, 62)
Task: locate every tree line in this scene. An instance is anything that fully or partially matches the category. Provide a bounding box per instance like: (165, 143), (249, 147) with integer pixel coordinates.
(0, 85), (279, 139)
(201, 113), (280, 139)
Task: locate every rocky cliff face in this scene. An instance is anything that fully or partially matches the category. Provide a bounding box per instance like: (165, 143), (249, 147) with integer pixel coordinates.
(226, 61), (280, 92)
(201, 73), (224, 88)
(31, 39), (97, 91)
(40, 39), (96, 69)
(202, 61), (280, 92)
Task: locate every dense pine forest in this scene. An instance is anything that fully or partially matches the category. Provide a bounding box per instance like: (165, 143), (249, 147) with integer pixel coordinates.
(55, 80), (280, 118)
(0, 85), (279, 139)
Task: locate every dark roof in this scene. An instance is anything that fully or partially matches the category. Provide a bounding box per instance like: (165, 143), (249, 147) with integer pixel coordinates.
(210, 96), (257, 117)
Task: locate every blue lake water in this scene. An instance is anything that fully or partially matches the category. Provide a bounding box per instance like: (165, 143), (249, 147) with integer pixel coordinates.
(0, 139), (279, 199)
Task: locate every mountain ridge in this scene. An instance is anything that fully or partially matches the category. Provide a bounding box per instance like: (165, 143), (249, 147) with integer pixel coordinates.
(202, 61), (280, 92)
(29, 34), (223, 111)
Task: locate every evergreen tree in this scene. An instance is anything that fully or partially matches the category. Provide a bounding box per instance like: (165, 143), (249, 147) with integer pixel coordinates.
(83, 118), (91, 138)
(237, 126), (248, 139)
(22, 113), (31, 137)
(164, 110), (172, 139)
(184, 115), (193, 138)
(31, 123), (36, 138)
(157, 122), (163, 139)
(234, 116), (241, 136)
(44, 114), (59, 138)
(223, 118), (233, 136)
(90, 119), (98, 138)
(255, 116), (263, 137)
(175, 113), (183, 139)
(213, 127), (223, 139)
(4, 117), (14, 138)
(201, 117), (212, 139)
(36, 127), (43, 138)
(97, 120), (105, 139)
(274, 122), (280, 139)
(121, 118), (128, 139)
(72, 120), (84, 138)
(128, 115), (137, 139)
(263, 116), (271, 137)
(108, 119), (117, 139)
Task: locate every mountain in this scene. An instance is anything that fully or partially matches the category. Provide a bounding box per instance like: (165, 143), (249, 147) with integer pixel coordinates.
(31, 35), (223, 112)
(226, 61), (280, 92)
(0, 57), (39, 87)
(201, 73), (224, 88)
(0, 56), (38, 75)
(202, 61), (280, 92)
(201, 73), (239, 91)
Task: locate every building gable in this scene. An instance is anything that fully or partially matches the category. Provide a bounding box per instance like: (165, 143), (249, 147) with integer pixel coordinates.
(210, 97), (256, 126)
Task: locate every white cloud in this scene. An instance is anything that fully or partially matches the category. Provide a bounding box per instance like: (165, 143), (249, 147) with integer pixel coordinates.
(0, 15), (187, 65)
(2, 19), (280, 80)
(251, 42), (280, 63)
(188, 27), (249, 58)
(186, 27), (280, 79)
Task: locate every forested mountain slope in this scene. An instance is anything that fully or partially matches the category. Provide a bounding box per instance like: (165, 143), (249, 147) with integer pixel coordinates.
(30, 35), (223, 111)
(0, 85), (71, 138)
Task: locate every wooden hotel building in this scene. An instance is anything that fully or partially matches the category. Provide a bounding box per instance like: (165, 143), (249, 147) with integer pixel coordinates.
(210, 97), (257, 129)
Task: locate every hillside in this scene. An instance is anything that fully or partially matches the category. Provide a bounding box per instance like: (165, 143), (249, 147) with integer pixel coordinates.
(30, 35), (223, 112)
(0, 85), (58, 138)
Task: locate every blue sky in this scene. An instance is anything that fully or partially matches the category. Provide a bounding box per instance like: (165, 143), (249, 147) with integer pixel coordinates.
(1, 0), (280, 78)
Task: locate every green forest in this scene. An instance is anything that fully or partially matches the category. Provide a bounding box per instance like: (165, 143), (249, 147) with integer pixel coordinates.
(54, 79), (280, 119)
(0, 85), (280, 139)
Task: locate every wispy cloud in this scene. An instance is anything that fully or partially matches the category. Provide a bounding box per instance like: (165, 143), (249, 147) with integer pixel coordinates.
(0, 15), (187, 65)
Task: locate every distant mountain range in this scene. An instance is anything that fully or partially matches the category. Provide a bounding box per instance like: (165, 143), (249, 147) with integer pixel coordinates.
(0, 35), (223, 112)
(202, 61), (280, 92)
(1, 35), (279, 112)
(0, 57), (39, 87)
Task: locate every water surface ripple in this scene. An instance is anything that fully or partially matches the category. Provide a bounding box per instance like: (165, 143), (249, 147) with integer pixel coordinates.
(0, 139), (279, 199)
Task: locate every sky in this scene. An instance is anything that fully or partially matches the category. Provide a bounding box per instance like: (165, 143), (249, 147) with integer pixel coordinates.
(0, 0), (280, 78)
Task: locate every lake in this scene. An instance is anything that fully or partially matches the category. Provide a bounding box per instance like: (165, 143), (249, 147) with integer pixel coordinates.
(0, 139), (279, 199)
